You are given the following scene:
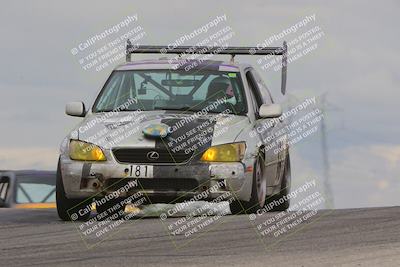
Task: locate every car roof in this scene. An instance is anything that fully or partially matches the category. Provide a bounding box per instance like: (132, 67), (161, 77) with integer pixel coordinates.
(13, 170), (55, 175)
(0, 170), (56, 177)
(115, 59), (251, 72)
(0, 170), (56, 186)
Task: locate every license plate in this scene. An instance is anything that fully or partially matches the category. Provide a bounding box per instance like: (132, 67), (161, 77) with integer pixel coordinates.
(127, 165), (153, 178)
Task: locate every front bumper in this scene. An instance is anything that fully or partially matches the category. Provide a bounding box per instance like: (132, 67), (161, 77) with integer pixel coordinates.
(60, 156), (254, 203)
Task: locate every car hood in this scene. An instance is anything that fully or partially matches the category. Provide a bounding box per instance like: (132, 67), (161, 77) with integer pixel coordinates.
(74, 110), (250, 149)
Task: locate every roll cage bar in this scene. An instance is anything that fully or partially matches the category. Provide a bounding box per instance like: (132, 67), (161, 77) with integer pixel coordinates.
(125, 41), (288, 94)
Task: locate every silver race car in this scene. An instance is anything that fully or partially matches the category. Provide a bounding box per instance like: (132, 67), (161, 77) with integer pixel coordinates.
(57, 43), (291, 221)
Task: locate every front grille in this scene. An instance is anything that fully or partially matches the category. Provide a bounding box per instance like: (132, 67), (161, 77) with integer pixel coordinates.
(105, 178), (199, 191)
(112, 148), (193, 164)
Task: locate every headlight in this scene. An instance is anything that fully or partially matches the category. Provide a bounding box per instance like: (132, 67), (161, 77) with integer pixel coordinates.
(69, 140), (106, 161)
(200, 142), (246, 162)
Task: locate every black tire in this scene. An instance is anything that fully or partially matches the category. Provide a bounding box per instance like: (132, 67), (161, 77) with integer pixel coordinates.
(56, 159), (91, 221)
(230, 154), (266, 214)
(270, 155), (291, 211)
(229, 200), (246, 215)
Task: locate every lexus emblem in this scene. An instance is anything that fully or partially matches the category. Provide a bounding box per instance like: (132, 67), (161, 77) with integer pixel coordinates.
(147, 151), (159, 160)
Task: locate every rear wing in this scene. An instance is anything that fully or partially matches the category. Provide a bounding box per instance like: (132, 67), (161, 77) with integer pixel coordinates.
(126, 41), (288, 94)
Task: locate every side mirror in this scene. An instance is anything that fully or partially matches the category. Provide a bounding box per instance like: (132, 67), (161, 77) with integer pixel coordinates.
(66, 102), (86, 117)
(259, 103), (282, 118)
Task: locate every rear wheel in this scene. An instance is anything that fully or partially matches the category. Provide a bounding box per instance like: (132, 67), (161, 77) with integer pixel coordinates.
(56, 160), (91, 221)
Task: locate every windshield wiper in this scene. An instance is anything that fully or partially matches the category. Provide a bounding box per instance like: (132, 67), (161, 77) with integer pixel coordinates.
(95, 108), (140, 113)
(153, 106), (194, 111)
(153, 106), (224, 114)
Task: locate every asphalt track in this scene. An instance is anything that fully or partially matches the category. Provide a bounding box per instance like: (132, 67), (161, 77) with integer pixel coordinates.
(0, 207), (399, 267)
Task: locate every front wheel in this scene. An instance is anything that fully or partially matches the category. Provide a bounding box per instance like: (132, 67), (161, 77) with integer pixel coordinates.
(230, 155), (266, 214)
(56, 160), (91, 221)
(270, 155), (291, 211)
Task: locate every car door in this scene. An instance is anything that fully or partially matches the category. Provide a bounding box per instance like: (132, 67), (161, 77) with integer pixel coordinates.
(251, 69), (288, 186)
(245, 69), (281, 188)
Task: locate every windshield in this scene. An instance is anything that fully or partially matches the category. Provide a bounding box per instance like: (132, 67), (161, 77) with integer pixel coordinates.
(93, 70), (247, 115)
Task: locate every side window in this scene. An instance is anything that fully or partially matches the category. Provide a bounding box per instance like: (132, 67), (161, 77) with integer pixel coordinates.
(251, 70), (273, 105)
(246, 70), (263, 114)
